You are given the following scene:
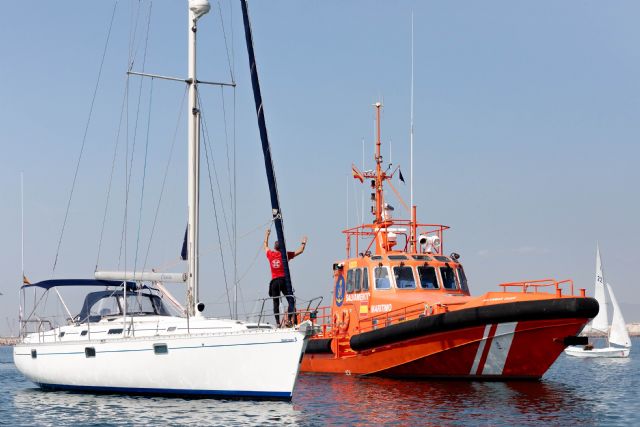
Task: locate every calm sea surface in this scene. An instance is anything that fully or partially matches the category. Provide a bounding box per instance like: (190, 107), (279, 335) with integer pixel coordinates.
(1, 339), (638, 426)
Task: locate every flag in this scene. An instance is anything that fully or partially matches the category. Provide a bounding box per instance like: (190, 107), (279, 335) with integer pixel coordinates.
(399, 168), (405, 183)
(22, 275), (30, 285)
(352, 164), (364, 183)
(181, 225), (188, 260)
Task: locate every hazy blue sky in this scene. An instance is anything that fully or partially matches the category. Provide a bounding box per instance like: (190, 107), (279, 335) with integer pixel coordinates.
(1, 1), (639, 335)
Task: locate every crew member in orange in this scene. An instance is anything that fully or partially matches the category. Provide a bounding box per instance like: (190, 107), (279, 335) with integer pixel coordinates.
(264, 229), (307, 326)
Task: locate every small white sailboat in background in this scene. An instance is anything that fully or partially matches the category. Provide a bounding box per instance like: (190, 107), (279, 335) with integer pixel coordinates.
(565, 245), (631, 358)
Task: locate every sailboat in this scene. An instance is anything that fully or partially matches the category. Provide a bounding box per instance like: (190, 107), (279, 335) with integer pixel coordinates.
(13, 0), (311, 399)
(565, 245), (631, 358)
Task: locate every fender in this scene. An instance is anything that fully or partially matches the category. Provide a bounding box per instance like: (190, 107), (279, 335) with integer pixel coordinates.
(350, 297), (599, 352)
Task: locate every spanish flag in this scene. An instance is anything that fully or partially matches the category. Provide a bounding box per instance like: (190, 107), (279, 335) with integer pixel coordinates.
(352, 164), (364, 183)
(22, 275), (30, 285)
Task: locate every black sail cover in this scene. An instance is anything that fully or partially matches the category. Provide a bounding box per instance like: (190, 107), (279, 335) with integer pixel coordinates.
(240, 0), (294, 295)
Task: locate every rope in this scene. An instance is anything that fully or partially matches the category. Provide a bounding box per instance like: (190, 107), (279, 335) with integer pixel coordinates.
(52, 2), (118, 273)
(150, 217), (271, 277)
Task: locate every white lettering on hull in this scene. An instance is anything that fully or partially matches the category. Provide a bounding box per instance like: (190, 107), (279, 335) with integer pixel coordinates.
(345, 292), (370, 303)
(370, 304), (392, 313)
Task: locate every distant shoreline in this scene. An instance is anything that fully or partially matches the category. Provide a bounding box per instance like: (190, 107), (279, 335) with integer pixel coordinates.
(0, 337), (19, 346)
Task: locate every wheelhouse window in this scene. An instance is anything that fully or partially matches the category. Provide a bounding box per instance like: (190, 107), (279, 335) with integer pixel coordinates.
(354, 269), (362, 292)
(362, 268), (369, 291)
(374, 266), (391, 289)
(457, 267), (469, 293)
(393, 266), (416, 289)
(346, 269), (355, 293)
(440, 266), (458, 290)
(418, 265), (439, 289)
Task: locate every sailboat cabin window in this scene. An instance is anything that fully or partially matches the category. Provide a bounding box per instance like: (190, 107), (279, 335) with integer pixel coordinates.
(374, 267), (391, 289)
(418, 266), (439, 289)
(393, 266), (416, 289)
(76, 291), (173, 323)
(346, 269), (355, 293)
(440, 266), (458, 290)
(354, 269), (362, 292)
(362, 268), (369, 291)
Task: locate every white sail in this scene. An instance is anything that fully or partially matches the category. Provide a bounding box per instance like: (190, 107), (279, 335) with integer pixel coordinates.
(606, 283), (631, 348)
(590, 244), (609, 333)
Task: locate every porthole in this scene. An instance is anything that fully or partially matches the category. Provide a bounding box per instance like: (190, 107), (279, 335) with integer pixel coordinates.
(154, 343), (169, 355)
(85, 347), (96, 358)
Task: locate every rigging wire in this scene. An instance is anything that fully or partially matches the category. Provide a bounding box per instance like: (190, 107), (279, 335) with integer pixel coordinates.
(119, 1), (152, 269)
(95, 78), (130, 270)
(133, 78), (154, 274)
(52, 1), (118, 273)
(150, 217), (271, 274)
(142, 88), (188, 273)
(219, 0), (239, 317)
(199, 91), (233, 318)
(197, 91), (233, 257)
(127, 0), (145, 71)
(217, 1), (235, 83)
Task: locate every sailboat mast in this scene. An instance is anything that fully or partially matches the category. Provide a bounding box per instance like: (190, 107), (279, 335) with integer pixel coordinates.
(240, 0), (294, 293)
(187, 0), (210, 317)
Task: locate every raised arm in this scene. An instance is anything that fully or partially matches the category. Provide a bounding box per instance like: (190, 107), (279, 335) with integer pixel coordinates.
(264, 229), (271, 253)
(293, 236), (308, 257)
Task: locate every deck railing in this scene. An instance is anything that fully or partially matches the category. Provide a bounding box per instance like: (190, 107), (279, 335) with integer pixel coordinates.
(498, 278), (577, 297)
(305, 278), (584, 338)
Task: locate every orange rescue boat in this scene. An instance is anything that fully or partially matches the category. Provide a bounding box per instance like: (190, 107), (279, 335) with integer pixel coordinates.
(300, 102), (598, 379)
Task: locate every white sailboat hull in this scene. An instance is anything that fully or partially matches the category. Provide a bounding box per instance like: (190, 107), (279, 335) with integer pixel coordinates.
(564, 345), (630, 358)
(14, 327), (308, 399)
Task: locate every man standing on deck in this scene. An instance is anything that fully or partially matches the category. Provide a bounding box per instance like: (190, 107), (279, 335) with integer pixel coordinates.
(264, 229), (307, 327)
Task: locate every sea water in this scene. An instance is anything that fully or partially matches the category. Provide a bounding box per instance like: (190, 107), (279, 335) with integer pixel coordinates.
(1, 339), (638, 426)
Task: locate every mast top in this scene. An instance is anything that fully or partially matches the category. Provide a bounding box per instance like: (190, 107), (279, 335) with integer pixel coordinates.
(189, 0), (211, 21)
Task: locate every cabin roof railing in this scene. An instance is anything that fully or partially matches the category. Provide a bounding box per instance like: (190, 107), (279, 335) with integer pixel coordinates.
(343, 220), (449, 258)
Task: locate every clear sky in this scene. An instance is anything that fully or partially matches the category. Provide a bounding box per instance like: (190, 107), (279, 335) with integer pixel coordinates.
(0, 1), (638, 335)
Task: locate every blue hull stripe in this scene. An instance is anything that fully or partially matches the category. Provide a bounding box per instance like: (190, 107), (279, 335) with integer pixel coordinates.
(37, 382), (292, 399)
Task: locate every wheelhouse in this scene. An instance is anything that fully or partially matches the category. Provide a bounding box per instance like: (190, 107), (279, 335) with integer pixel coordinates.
(336, 254), (470, 298)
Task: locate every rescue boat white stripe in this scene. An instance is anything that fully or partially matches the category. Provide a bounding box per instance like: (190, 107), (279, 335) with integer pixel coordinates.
(481, 322), (517, 375)
(469, 324), (492, 374)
